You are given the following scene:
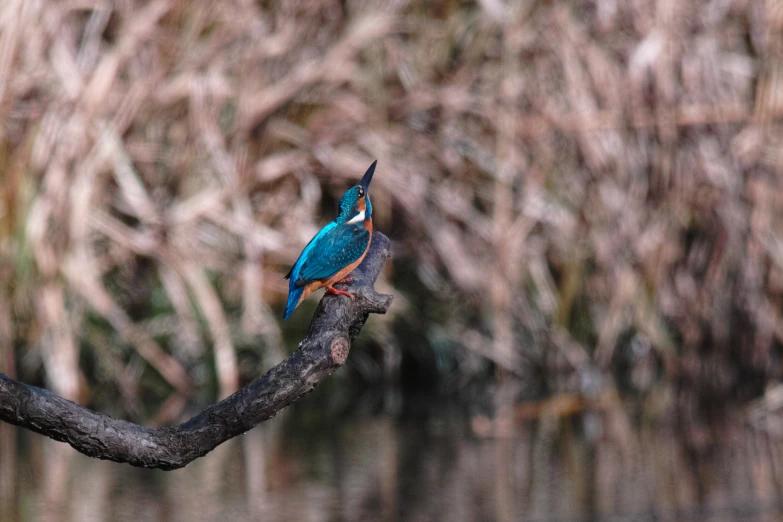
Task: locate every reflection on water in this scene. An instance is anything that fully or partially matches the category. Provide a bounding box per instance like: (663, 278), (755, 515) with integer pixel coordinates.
(3, 389), (783, 522)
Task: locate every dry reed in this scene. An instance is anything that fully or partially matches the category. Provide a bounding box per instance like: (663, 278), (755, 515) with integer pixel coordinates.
(0, 0), (781, 413)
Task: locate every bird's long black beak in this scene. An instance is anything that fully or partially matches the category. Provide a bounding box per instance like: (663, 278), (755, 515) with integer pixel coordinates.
(360, 160), (377, 191)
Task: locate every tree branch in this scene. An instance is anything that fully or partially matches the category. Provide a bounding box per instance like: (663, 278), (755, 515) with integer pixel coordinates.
(0, 233), (393, 470)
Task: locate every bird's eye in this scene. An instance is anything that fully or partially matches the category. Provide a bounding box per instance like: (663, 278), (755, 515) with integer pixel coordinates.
(357, 186), (365, 197)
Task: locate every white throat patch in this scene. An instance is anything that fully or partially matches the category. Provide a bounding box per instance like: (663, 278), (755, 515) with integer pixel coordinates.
(347, 210), (365, 225)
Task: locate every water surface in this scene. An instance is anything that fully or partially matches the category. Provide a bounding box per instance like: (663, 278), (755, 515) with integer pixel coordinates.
(3, 390), (783, 522)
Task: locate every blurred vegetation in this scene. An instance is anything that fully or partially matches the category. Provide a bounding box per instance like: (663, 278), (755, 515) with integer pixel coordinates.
(0, 0), (782, 423)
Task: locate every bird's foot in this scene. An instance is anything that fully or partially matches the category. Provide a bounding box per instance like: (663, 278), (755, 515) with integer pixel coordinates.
(326, 285), (356, 300)
(337, 276), (354, 284)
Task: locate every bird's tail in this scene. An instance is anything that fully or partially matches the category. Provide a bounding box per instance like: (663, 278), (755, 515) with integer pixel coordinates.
(283, 286), (304, 319)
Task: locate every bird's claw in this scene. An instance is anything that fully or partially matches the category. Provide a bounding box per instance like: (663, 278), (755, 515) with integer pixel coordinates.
(326, 285), (356, 300)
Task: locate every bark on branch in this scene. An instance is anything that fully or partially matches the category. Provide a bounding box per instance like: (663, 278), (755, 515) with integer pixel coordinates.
(0, 233), (393, 470)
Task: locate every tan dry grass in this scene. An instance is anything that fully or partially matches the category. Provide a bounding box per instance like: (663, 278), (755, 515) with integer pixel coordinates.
(0, 0), (781, 408)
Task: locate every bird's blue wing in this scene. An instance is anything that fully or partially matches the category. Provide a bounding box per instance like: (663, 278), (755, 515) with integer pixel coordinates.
(294, 224), (370, 287)
(284, 223), (332, 281)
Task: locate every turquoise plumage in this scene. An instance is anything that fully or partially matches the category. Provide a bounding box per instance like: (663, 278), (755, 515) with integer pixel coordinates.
(284, 161), (377, 319)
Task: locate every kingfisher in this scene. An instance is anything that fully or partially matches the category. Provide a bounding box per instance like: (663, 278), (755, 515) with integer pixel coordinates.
(283, 160), (377, 319)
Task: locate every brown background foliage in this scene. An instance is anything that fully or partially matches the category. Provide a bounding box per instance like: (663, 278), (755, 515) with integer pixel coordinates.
(0, 0), (782, 414)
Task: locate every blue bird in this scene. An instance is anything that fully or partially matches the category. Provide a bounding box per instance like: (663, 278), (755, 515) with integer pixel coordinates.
(283, 161), (377, 319)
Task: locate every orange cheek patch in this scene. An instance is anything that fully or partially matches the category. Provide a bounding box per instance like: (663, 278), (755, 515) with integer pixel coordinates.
(357, 198), (366, 212)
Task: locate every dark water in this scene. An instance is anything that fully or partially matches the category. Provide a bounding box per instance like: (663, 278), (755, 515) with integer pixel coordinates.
(2, 390), (783, 522)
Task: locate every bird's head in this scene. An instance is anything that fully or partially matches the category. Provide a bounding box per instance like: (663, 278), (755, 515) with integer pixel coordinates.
(336, 160), (375, 225)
